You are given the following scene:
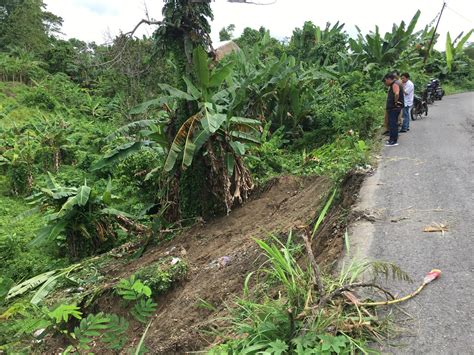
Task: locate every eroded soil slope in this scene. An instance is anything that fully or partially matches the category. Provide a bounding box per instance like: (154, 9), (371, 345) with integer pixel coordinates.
(89, 174), (363, 352)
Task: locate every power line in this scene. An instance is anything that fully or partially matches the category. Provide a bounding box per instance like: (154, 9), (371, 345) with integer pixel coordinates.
(445, 4), (474, 24)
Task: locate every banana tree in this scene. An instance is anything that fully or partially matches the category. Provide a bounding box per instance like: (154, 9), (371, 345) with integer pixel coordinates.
(28, 174), (133, 258)
(349, 11), (420, 66)
(445, 30), (473, 72)
(91, 113), (170, 172)
(151, 46), (261, 213)
(0, 127), (39, 194)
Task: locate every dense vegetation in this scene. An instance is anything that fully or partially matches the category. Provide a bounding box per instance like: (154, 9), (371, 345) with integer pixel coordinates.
(0, 0), (472, 352)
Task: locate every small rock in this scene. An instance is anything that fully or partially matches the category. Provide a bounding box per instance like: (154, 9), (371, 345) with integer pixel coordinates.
(218, 256), (232, 268)
(33, 328), (46, 338)
(170, 257), (181, 265)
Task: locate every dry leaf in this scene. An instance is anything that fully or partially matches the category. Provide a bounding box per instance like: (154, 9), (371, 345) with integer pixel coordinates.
(342, 291), (360, 305)
(423, 223), (448, 234)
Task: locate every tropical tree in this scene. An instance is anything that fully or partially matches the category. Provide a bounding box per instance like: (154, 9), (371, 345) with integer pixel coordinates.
(0, 127), (39, 194)
(219, 24), (235, 41)
(348, 11), (421, 67)
(0, 0), (62, 54)
(289, 21), (347, 66)
(120, 47), (261, 215)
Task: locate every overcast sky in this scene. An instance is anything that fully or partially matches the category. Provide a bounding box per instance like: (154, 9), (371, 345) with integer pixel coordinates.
(45, 0), (474, 50)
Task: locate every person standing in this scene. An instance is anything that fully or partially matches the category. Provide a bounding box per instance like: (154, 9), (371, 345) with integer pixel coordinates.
(400, 72), (414, 132)
(383, 73), (404, 146)
(383, 70), (403, 134)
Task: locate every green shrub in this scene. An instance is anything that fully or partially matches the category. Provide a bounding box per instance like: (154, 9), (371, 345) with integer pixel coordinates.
(20, 88), (57, 111)
(134, 257), (188, 295)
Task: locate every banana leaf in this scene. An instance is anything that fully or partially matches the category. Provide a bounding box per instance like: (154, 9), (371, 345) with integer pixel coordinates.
(76, 185), (91, 207)
(92, 141), (144, 171)
(209, 63), (234, 88)
(446, 32), (454, 72)
(455, 29), (473, 52)
(193, 46), (210, 88)
(6, 270), (56, 300)
(158, 84), (195, 101)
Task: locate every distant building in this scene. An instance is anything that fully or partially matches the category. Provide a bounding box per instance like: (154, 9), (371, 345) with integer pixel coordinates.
(213, 40), (241, 61)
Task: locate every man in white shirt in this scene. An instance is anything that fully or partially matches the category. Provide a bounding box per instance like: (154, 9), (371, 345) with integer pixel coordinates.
(400, 72), (414, 133)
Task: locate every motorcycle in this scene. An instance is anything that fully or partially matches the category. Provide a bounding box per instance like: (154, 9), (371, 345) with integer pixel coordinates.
(411, 94), (428, 120)
(425, 84), (435, 104)
(427, 79), (445, 102)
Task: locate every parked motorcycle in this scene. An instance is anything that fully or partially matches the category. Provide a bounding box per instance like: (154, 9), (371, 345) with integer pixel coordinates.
(411, 94), (428, 120)
(425, 84), (435, 104)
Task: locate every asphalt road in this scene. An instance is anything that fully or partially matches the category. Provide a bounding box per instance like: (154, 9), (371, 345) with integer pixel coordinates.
(348, 92), (474, 354)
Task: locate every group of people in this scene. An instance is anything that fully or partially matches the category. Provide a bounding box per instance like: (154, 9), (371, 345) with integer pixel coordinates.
(383, 71), (415, 146)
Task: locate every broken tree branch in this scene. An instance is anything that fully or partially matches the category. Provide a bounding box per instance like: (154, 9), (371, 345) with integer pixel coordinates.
(318, 282), (395, 308)
(301, 229), (325, 297)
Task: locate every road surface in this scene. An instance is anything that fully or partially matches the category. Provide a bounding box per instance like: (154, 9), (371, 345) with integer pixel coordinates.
(348, 92), (474, 354)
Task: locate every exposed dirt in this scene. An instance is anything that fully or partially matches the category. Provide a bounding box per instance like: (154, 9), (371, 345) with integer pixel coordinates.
(78, 173), (365, 352)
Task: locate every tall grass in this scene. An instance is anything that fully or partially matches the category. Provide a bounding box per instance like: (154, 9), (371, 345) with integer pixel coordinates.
(210, 236), (405, 354)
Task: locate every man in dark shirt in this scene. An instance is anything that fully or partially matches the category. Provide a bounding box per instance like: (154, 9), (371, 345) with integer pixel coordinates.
(383, 73), (404, 146)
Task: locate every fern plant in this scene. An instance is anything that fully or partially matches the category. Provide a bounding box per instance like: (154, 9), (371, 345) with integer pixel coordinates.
(131, 298), (158, 324)
(72, 313), (107, 350)
(116, 275), (157, 323)
(116, 275), (152, 300)
(48, 304), (82, 324)
(102, 314), (129, 350)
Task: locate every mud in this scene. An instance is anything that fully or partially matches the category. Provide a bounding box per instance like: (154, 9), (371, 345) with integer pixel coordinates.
(82, 173), (365, 352)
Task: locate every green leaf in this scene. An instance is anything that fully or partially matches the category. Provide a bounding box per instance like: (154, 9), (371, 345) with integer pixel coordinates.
(201, 112), (226, 134)
(164, 140), (182, 172)
(142, 286), (152, 298)
(266, 339), (288, 355)
(92, 141), (144, 171)
(158, 84), (195, 101)
(129, 97), (170, 114)
(455, 29), (473, 52)
(102, 178), (112, 205)
(46, 172), (60, 189)
(193, 46), (210, 88)
(182, 141), (196, 169)
(76, 185), (91, 207)
(446, 32), (454, 72)
(48, 304), (82, 323)
(135, 318), (153, 355)
(311, 189), (337, 239)
(230, 131), (260, 144)
(30, 280), (58, 305)
(183, 76), (201, 99)
(100, 207), (132, 218)
(405, 10), (421, 36)
(225, 153), (235, 176)
(229, 141), (246, 155)
(209, 63), (233, 87)
(102, 314), (129, 350)
(30, 264), (80, 304)
(30, 220), (67, 246)
(229, 117), (261, 126)
(58, 195), (79, 214)
(6, 265), (74, 300)
(192, 128), (212, 154)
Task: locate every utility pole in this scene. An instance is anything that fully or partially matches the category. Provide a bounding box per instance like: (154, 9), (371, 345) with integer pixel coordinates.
(424, 1), (447, 64)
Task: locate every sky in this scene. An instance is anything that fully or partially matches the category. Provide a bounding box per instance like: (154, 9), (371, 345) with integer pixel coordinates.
(44, 0), (474, 50)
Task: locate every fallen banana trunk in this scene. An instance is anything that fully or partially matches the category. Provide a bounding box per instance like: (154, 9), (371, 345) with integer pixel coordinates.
(355, 269), (441, 306)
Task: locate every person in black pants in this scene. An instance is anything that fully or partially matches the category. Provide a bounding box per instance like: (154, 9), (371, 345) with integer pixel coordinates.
(382, 73), (404, 146)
